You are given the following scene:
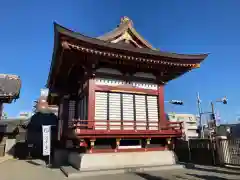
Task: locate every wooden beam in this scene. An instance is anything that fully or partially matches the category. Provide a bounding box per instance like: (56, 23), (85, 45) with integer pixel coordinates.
(87, 78), (95, 128)
(51, 46), (65, 89)
(158, 85), (166, 127)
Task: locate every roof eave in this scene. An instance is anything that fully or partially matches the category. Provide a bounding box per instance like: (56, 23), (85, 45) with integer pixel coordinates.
(54, 23), (209, 63)
(46, 22), (60, 89)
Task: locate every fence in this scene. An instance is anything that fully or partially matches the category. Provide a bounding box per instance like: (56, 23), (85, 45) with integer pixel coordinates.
(174, 138), (219, 165)
(175, 137), (240, 166)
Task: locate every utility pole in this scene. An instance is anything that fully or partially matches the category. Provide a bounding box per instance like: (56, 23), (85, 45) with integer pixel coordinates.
(211, 97), (227, 135)
(197, 92), (204, 138)
(211, 101), (215, 128)
(210, 101), (217, 165)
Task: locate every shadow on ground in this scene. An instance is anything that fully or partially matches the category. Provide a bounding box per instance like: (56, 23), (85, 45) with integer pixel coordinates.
(135, 172), (169, 180)
(25, 158), (66, 169)
(136, 169), (238, 180)
(186, 173), (229, 180)
(185, 165), (240, 176)
(26, 160), (43, 166)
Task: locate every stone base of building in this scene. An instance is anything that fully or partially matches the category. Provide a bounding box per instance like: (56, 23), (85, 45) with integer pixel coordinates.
(69, 150), (177, 171)
(61, 164), (184, 178)
(60, 150), (181, 178)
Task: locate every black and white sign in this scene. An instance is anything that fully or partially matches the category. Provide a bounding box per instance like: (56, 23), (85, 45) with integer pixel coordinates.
(42, 125), (51, 156)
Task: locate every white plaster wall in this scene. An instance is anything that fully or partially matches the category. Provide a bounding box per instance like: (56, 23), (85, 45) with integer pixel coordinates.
(5, 139), (16, 155)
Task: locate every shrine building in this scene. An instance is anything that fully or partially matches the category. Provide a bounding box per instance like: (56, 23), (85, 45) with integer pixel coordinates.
(46, 17), (208, 154)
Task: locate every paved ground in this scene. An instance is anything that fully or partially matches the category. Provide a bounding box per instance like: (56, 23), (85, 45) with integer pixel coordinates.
(0, 159), (66, 180)
(1, 159), (240, 180)
(0, 155), (13, 164)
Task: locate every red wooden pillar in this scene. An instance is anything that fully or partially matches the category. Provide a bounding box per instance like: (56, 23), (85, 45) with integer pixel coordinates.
(87, 78), (95, 129)
(158, 85), (166, 127)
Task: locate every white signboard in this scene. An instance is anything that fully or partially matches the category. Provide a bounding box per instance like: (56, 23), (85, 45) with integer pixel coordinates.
(42, 125), (51, 156)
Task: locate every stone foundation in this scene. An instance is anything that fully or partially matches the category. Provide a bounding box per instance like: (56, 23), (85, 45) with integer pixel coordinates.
(68, 150), (177, 171)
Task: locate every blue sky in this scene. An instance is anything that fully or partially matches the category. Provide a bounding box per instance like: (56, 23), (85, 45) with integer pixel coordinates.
(1, 0), (240, 123)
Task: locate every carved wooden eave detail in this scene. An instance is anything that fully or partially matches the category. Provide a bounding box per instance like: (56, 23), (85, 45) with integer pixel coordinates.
(97, 16), (154, 49)
(61, 41), (200, 68)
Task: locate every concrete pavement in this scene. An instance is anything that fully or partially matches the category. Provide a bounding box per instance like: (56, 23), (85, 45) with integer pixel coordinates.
(0, 155), (13, 164)
(0, 160), (240, 180)
(0, 159), (67, 180)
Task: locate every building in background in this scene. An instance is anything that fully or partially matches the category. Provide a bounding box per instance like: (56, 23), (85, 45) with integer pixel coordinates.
(167, 113), (199, 140)
(1, 112), (8, 120)
(0, 74), (21, 119)
(216, 123), (240, 138)
(5, 111), (32, 120)
(33, 88), (58, 116)
(18, 112), (32, 119)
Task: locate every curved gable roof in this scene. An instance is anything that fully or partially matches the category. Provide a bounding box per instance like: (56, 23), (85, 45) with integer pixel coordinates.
(54, 22), (208, 62)
(97, 16), (154, 49)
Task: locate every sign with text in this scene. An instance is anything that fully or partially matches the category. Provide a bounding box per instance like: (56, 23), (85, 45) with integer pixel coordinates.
(42, 125), (51, 156)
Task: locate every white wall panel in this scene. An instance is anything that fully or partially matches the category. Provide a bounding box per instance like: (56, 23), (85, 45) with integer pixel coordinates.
(147, 96), (159, 130)
(94, 91), (159, 131)
(95, 78), (158, 90)
(95, 92), (108, 130)
(122, 94), (134, 130)
(109, 93), (121, 130)
(135, 95), (147, 130)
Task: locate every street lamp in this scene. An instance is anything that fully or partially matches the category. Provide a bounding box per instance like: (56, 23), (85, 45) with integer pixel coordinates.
(211, 96), (228, 131)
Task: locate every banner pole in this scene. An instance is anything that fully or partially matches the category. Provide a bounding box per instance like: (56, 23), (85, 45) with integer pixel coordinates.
(48, 125), (51, 167)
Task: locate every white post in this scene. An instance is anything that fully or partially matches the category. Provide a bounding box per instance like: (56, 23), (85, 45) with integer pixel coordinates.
(216, 136), (230, 165)
(42, 125), (51, 166)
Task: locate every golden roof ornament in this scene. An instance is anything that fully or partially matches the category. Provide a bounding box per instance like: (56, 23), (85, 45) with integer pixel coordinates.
(193, 63), (201, 68)
(120, 16), (133, 26)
